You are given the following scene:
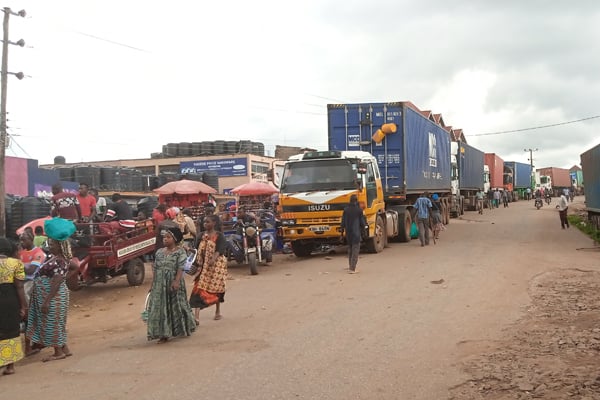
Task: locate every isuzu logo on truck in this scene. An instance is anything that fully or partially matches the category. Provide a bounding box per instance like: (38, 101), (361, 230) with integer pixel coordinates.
(307, 204), (331, 211)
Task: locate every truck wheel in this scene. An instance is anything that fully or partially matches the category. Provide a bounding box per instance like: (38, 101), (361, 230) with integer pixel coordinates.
(366, 215), (385, 253)
(460, 199), (465, 215)
(291, 241), (312, 257)
(248, 252), (258, 275)
(126, 258), (145, 286)
(394, 212), (411, 243)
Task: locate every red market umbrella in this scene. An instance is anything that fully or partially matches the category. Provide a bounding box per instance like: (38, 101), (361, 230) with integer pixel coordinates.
(16, 216), (52, 236)
(231, 181), (279, 196)
(153, 179), (217, 195)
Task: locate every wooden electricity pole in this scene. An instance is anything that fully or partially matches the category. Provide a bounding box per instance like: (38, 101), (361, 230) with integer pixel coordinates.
(0, 7), (11, 237)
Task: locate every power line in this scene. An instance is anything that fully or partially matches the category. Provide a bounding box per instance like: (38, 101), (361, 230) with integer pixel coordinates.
(468, 114), (600, 137)
(72, 30), (150, 53)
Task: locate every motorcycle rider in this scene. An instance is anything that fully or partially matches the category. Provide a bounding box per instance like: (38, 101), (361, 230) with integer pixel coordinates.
(237, 206), (258, 225)
(534, 189), (543, 208)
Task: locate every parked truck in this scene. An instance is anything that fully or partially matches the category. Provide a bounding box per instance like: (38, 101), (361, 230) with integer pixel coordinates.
(484, 153), (504, 191)
(451, 141), (485, 213)
(537, 167), (571, 196)
(278, 102), (452, 256)
(580, 142), (600, 229)
(503, 161), (532, 201)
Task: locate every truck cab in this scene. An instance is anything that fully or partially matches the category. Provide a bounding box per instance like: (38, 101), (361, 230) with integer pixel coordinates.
(279, 150), (390, 257)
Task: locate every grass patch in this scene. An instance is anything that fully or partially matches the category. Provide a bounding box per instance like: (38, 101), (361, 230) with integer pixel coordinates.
(568, 214), (600, 243)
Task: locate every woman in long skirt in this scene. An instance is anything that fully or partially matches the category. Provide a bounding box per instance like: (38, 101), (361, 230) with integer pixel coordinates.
(0, 239), (27, 375)
(189, 214), (228, 322)
(147, 227), (196, 343)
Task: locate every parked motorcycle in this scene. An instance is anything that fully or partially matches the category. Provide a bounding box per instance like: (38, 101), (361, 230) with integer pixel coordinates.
(535, 197), (543, 210)
(225, 220), (274, 275)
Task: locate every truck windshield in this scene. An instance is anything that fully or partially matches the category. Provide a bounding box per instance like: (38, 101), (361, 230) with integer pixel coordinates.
(281, 159), (358, 192)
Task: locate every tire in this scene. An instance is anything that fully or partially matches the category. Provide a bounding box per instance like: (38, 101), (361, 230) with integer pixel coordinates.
(126, 258), (145, 286)
(394, 211), (411, 243)
(263, 250), (273, 264)
(460, 199), (465, 215)
(291, 241), (312, 257)
(442, 200), (450, 225)
(366, 215), (385, 253)
(248, 252), (258, 275)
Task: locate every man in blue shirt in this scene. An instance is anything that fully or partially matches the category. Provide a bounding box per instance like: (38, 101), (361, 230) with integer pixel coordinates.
(413, 192), (433, 246)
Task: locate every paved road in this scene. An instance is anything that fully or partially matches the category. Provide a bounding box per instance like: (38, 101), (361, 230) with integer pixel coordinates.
(4, 197), (597, 399)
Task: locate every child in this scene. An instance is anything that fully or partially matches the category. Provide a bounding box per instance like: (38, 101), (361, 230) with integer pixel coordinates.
(33, 226), (48, 248)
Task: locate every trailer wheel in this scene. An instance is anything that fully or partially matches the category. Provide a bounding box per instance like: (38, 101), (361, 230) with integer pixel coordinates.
(291, 241), (312, 257)
(366, 215), (385, 253)
(126, 258), (145, 286)
(394, 212), (411, 243)
(460, 198), (465, 215)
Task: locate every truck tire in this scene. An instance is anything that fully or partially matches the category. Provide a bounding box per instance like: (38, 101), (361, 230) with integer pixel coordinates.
(291, 241), (312, 257)
(126, 258), (145, 286)
(460, 198), (465, 215)
(443, 200), (450, 225)
(395, 212), (412, 243)
(248, 252), (258, 275)
(366, 215), (385, 253)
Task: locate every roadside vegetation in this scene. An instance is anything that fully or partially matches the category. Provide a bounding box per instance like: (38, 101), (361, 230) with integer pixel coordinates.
(568, 214), (600, 243)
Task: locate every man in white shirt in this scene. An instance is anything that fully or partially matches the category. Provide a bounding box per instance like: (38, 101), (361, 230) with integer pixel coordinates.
(556, 193), (570, 229)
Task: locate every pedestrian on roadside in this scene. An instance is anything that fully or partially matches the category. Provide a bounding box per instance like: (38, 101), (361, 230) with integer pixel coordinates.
(26, 218), (77, 362)
(0, 238), (27, 376)
(189, 214), (228, 322)
(340, 194), (366, 274)
(487, 190), (494, 211)
(493, 189), (501, 208)
(526, 187), (532, 201)
(430, 193), (443, 240)
(76, 183), (97, 223)
(146, 226), (196, 344)
(413, 192), (433, 247)
(556, 193), (570, 229)
(50, 183), (81, 221)
(476, 189), (484, 214)
(502, 190), (509, 208)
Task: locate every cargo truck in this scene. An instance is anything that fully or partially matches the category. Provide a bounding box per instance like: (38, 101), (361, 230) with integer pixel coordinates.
(451, 141), (485, 213)
(536, 167), (571, 196)
(484, 153), (504, 191)
(503, 161), (532, 201)
(580, 143), (600, 229)
(278, 102), (452, 256)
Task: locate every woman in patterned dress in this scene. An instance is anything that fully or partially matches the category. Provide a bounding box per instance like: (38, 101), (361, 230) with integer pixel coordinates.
(189, 214), (228, 322)
(0, 238), (27, 375)
(26, 237), (74, 362)
(147, 227), (196, 344)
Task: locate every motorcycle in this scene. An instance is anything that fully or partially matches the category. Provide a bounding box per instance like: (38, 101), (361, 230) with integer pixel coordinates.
(545, 194), (552, 205)
(225, 219), (274, 275)
(535, 197), (543, 210)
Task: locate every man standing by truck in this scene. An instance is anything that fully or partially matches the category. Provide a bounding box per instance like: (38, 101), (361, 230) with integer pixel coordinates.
(414, 192), (433, 247)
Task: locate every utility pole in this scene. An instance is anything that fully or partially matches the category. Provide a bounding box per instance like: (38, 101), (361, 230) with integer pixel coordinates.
(524, 148), (538, 190)
(0, 7), (26, 237)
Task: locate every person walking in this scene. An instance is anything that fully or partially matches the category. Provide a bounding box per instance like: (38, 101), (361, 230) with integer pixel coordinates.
(189, 214), (228, 322)
(556, 193), (570, 229)
(0, 238), (27, 376)
(340, 194), (366, 274)
(26, 218), (77, 362)
(493, 189), (501, 208)
(476, 189), (485, 214)
(413, 192), (433, 247)
(502, 190), (509, 208)
(146, 226), (196, 344)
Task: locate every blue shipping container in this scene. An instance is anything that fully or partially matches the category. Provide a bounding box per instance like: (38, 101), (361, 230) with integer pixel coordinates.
(581, 142), (600, 212)
(328, 102), (451, 196)
(458, 142), (484, 190)
(504, 161), (532, 189)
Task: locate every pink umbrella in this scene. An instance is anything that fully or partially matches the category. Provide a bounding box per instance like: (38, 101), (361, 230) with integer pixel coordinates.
(153, 179), (217, 195)
(16, 216), (52, 236)
(231, 181), (279, 196)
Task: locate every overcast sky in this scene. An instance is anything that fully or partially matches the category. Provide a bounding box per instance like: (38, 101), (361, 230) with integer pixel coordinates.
(5, 1), (600, 169)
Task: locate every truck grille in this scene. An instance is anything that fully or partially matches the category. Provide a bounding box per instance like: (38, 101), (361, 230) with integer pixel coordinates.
(299, 217), (341, 224)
